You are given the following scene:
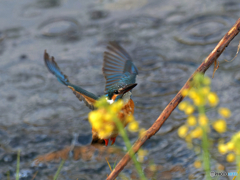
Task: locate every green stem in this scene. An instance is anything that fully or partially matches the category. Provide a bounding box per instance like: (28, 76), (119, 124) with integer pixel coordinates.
(114, 118), (147, 180)
(199, 106), (211, 180)
(7, 171), (10, 180)
(53, 160), (65, 180)
(198, 105), (205, 115)
(236, 154), (240, 180)
(202, 126), (210, 179)
(16, 149), (20, 180)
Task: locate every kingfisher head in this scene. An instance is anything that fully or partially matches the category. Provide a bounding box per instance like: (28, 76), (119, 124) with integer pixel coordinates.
(106, 83), (137, 103)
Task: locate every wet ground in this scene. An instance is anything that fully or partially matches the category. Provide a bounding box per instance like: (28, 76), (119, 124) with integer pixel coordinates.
(0, 0), (240, 179)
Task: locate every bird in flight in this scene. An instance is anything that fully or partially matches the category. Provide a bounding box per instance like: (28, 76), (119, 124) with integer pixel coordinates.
(44, 42), (138, 146)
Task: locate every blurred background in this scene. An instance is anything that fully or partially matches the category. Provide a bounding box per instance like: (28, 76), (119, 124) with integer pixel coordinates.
(0, 0), (240, 179)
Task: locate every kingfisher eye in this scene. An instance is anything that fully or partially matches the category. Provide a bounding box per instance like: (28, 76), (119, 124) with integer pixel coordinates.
(114, 90), (119, 94)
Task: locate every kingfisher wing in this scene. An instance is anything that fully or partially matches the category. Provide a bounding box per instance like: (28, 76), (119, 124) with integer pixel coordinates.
(67, 84), (97, 110)
(102, 42), (138, 92)
(44, 50), (98, 110)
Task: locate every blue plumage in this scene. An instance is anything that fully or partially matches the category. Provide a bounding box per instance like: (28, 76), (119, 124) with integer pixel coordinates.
(44, 41), (138, 109)
(44, 52), (69, 85)
(103, 42), (138, 99)
(44, 50), (98, 110)
(44, 42), (138, 146)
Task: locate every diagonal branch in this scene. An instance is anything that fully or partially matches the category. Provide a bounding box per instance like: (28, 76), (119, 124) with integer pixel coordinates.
(107, 18), (240, 180)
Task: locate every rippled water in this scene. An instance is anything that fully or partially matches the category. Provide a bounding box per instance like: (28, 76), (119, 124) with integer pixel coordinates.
(0, 0), (240, 179)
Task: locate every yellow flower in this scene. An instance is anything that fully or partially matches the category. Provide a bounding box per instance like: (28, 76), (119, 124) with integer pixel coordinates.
(193, 95), (205, 106)
(126, 114), (135, 123)
(201, 86), (210, 95)
(89, 110), (106, 131)
(190, 127), (202, 139)
(181, 89), (189, 96)
(178, 125), (188, 138)
(231, 132), (240, 154)
(218, 107), (231, 118)
(207, 92), (219, 107)
(184, 104), (195, 115)
(187, 116), (197, 126)
(92, 120), (102, 130)
(198, 114), (208, 126)
(99, 131), (111, 139)
(216, 164), (225, 171)
(189, 89), (198, 99)
(89, 111), (101, 123)
(178, 101), (188, 111)
(212, 119), (227, 133)
(128, 121), (139, 132)
(226, 153), (235, 162)
(104, 124), (114, 133)
(149, 164), (157, 172)
(89, 95), (141, 141)
(137, 149), (148, 163)
(226, 142), (235, 151)
(185, 135), (192, 143)
(110, 100), (124, 112)
(218, 144), (228, 154)
(194, 160), (201, 169)
(104, 113), (113, 122)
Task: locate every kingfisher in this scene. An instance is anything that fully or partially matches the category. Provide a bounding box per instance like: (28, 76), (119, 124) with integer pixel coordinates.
(44, 42), (138, 146)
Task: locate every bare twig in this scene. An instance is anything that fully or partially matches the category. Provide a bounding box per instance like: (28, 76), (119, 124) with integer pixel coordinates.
(224, 40), (240, 62)
(107, 18), (240, 180)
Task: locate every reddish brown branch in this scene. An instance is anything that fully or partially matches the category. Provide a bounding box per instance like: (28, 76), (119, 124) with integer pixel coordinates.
(107, 18), (240, 180)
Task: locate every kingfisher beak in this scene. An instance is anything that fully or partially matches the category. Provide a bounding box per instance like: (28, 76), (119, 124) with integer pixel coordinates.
(118, 83), (137, 94)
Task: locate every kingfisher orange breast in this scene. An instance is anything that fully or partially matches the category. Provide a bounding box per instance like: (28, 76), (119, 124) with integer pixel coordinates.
(118, 99), (134, 126)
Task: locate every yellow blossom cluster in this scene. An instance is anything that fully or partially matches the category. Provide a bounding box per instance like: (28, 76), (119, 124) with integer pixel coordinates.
(218, 132), (240, 162)
(89, 96), (150, 165)
(178, 74), (230, 140)
(180, 74), (218, 108)
(90, 97), (150, 177)
(178, 74), (214, 142)
(88, 96), (143, 139)
(177, 73), (234, 169)
(89, 97), (124, 139)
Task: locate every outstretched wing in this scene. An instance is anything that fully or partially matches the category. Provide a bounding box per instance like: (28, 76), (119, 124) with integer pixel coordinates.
(102, 42), (138, 92)
(44, 50), (98, 110)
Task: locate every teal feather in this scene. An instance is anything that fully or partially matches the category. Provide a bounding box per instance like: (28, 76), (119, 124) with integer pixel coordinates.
(102, 42), (138, 99)
(44, 50), (98, 110)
